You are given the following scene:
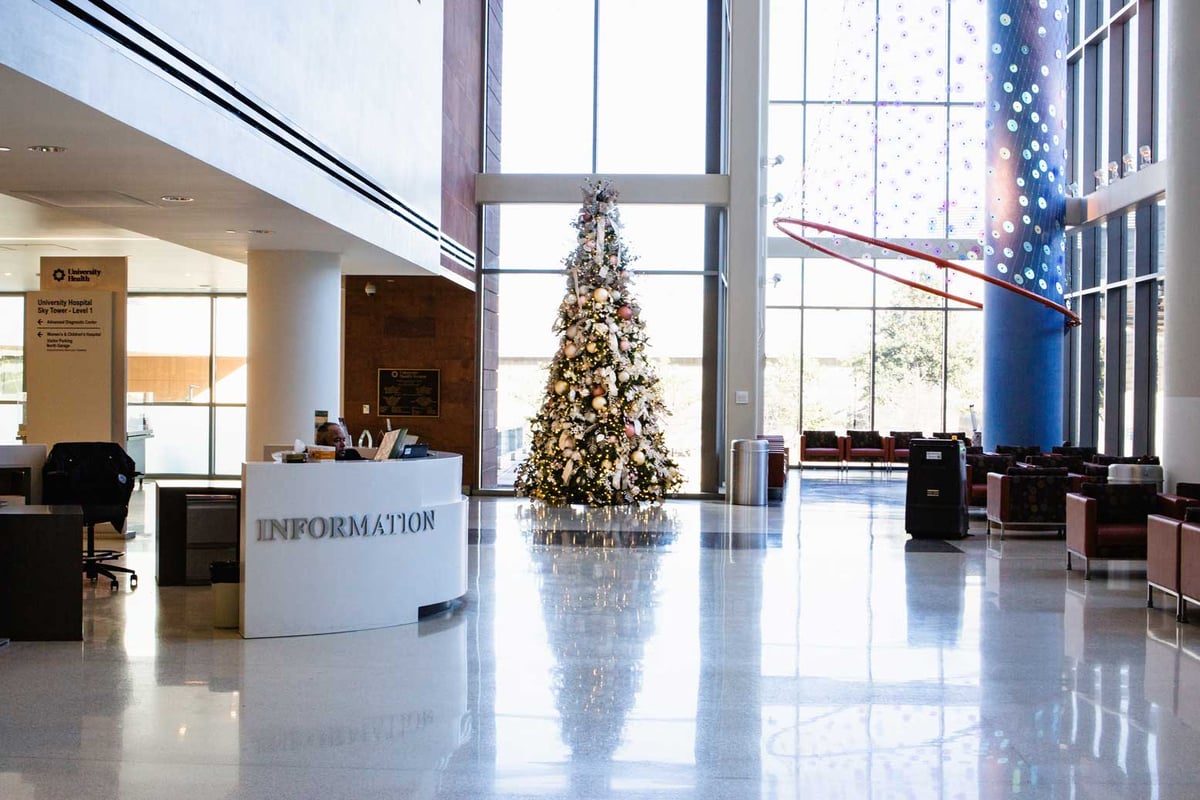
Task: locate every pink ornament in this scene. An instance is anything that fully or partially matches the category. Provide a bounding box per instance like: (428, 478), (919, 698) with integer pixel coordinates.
(618, 305), (633, 320)
(624, 423), (636, 438)
(619, 339), (632, 352)
(591, 385), (606, 397)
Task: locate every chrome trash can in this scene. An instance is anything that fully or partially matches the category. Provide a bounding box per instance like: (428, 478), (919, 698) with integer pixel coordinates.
(730, 438), (769, 506)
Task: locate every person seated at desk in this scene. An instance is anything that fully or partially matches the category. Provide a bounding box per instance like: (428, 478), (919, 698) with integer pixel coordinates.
(315, 422), (364, 461)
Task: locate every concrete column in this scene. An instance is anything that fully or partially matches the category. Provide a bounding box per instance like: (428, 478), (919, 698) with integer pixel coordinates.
(246, 251), (342, 460)
(1163, 0), (1200, 490)
(982, 1), (1070, 450)
(725, 0), (768, 457)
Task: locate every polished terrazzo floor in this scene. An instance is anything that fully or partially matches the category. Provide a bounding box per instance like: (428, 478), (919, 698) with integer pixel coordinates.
(4, 471), (1200, 798)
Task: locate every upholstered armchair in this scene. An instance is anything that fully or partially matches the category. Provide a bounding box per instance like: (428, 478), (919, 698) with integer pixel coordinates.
(1147, 506), (1200, 620)
(933, 432), (972, 446)
(1025, 453), (1088, 474)
(1066, 483), (1193, 579)
(799, 430), (843, 468)
(1180, 518), (1200, 623)
(986, 466), (1074, 538)
(886, 431), (924, 466)
(1052, 445), (1098, 460)
(965, 453), (1014, 507)
(995, 444), (1043, 461)
(756, 434), (789, 500)
(843, 430), (886, 468)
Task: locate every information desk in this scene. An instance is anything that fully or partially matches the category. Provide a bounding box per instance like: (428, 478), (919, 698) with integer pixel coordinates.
(0, 505), (84, 640)
(240, 453), (467, 638)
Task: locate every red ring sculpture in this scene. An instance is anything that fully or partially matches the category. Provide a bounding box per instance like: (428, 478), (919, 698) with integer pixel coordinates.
(773, 217), (1081, 328)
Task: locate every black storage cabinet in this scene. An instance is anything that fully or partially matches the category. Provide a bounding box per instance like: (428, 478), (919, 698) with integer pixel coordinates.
(905, 438), (967, 538)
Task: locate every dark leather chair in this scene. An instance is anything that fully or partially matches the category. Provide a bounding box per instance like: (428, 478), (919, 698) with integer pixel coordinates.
(1066, 483), (1192, 580)
(799, 430), (842, 468)
(42, 442), (139, 591)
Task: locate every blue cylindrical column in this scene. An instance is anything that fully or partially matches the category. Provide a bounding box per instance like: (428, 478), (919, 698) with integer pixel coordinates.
(982, 1), (1070, 451)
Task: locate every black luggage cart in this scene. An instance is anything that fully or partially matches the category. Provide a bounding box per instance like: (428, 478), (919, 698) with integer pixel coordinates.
(905, 438), (967, 539)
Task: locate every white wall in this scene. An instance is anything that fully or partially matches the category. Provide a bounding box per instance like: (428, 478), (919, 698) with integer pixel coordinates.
(0, 0), (444, 272)
(118, 0), (443, 216)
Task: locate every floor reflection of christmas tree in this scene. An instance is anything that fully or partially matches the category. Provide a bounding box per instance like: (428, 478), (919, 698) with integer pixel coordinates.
(527, 504), (675, 788)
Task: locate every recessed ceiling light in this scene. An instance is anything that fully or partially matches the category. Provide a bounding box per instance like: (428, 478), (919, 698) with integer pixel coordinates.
(224, 229), (237, 234)
(248, 229), (273, 235)
(27, 145), (66, 153)
(160, 195), (194, 203)
(0, 146), (11, 152)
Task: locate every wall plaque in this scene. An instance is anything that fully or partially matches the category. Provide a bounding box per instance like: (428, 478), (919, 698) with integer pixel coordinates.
(378, 369), (440, 417)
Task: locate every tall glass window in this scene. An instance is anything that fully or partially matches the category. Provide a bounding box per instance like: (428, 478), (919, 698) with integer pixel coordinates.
(487, 205), (711, 493)
(765, 0), (987, 455)
(499, 0), (708, 175)
(0, 296), (24, 442)
(127, 295), (247, 476)
(1064, 1), (1165, 455)
(482, 0), (714, 492)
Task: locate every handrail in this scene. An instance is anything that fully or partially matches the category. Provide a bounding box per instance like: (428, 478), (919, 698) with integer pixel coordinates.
(773, 217), (1082, 328)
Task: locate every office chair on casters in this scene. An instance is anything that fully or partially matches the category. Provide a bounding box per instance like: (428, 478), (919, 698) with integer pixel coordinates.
(42, 442), (139, 591)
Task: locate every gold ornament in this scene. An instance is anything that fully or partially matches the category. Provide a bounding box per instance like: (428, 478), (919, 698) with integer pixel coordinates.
(593, 287), (610, 303)
(564, 342), (578, 358)
(591, 396), (607, 410)
(632, 450), (646, 465)
(586, 341), (598, 353)
(554, 380), (569, 395)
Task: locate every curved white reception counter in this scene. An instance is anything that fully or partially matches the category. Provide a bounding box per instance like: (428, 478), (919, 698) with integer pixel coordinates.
(240, 453), (467, 638)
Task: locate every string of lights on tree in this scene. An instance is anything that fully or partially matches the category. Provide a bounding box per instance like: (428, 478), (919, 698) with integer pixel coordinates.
(514, 180), (682, 506)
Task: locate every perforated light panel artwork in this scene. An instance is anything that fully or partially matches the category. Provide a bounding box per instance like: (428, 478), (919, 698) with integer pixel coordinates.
(771, 0), (988, 243)
(983, 0), (1069, 300)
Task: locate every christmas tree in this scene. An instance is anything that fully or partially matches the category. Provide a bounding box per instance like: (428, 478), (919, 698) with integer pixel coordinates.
(514, 180), (682, 506)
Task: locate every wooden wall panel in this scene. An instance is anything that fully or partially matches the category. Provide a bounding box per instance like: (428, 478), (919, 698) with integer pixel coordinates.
(342, 276), (477, 488)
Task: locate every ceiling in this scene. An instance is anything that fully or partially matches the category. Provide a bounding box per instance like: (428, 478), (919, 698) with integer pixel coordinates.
(0, 64), (427, 294)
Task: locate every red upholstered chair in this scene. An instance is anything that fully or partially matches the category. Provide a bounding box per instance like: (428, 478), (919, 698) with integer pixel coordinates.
(885, 431), (924, 467)
(965, 453), (1014, 508)
(843, 430), (886, 469)
(1066, 483), (1193, 580)
(799, 430), (843, 469)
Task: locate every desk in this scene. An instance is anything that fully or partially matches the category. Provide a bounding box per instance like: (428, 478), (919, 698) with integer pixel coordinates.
(0, 505), (83, 640)
(155, 480), (242, 585)
(0, 444), (48, 504)
(241, 454), (467, 638)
